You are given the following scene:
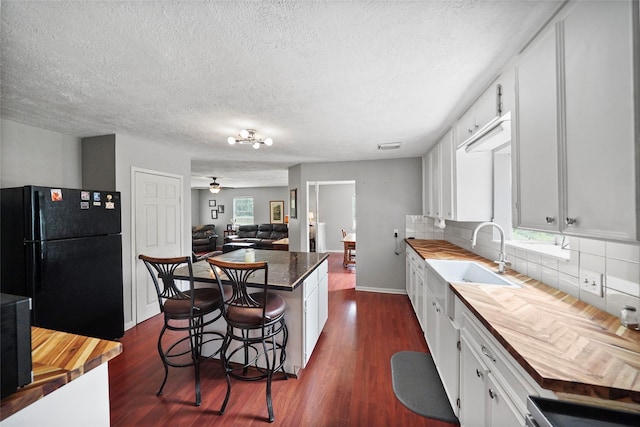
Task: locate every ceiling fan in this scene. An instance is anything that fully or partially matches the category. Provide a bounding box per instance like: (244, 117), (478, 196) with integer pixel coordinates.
(209, 177), (222, 194)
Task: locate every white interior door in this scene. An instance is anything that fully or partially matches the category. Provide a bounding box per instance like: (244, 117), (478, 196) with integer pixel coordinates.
(134, 170), (183, 324)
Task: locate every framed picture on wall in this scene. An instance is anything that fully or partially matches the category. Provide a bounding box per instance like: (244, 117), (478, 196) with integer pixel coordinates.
(270, 200), (284, 224)
(289, 189), (297, 219)
(209, 200), (216, 207)
(218, 205), (224, 213)
(211, 209), (218, 219)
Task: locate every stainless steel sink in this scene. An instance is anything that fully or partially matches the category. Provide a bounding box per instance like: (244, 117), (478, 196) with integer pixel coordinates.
(425, 259), (520, 288)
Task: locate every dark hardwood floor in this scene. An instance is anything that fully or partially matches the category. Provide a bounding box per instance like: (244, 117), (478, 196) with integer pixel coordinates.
(109, 253), (457, 426)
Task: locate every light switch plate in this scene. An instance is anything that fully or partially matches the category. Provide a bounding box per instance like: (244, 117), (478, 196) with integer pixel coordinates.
(580, 270), (604, 297)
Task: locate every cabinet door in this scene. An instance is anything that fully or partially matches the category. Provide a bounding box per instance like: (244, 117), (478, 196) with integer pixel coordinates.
(456, 107), (477, 147)
(304, 284), (320, 365)
(440, 129), (455, 220)
(318, 268), (328, 332)
(425, 289), (439, 362)
(487, 373), (525, 427)
(514, 25), (561, 232)
(438, 314), (460, 416)
(562, 0), (637, 241)
(428, 145), (441, 218)
(474, 85), (500, 130)
(460, 333), (487, 427)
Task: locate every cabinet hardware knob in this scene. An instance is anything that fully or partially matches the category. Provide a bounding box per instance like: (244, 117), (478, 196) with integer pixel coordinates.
(474, 123), (480, 129)
(481, 345), (496, 363)
(475, 369), (483, 378)
(545, 216), (555, 224)
(468, 129), (473, 134)
(565, 217), (577, 226)
(489, 388), (496, 399)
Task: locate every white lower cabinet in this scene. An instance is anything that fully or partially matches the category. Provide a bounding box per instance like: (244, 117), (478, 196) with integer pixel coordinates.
(303, 259), (328, 366)
(460, 332), (488, 427)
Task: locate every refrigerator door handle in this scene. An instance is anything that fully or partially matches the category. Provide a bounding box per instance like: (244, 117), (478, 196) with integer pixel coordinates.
(34, 241), (44, 293)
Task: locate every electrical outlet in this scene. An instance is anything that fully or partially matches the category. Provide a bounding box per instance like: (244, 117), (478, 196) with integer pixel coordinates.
(580, 270), (604, 297)
(393, 229), (398, 236)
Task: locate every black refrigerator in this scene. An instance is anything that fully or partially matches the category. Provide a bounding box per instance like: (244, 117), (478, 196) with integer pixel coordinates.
(1, 186), (124, 340)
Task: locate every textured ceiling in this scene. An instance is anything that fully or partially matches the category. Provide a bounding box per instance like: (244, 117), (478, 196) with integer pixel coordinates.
(1, 0), (563, 188)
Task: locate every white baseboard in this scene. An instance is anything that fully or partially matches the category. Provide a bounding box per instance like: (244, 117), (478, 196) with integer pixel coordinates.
(355, 286), (407, 295)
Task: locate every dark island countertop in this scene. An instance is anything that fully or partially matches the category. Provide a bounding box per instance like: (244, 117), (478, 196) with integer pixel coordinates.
(405, 239), (640, 407)
(0, 327), (122, 421)
(186, 249), (330, 291)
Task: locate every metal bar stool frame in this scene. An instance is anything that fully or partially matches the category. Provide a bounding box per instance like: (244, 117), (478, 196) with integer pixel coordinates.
(138, 254), (225, 406)
(208, 258), (288, 423)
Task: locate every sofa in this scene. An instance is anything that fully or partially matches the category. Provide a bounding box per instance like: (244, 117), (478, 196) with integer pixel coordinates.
(192, 224), (218, 253)
(224, 224), (288, 250)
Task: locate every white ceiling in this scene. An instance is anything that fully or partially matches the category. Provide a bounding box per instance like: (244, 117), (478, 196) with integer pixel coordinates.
(1, 0), (563, 189)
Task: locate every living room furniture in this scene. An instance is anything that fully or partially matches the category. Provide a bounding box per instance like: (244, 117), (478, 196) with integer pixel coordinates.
(341, 230), (356, 268)
(138, 254), (225, 406)
(224, 224), (288, 250)
(272, 238), (289, 251)
(208, 257), (288, 423)
(192, 224), (218, 253)
(222, 241), (257, 253)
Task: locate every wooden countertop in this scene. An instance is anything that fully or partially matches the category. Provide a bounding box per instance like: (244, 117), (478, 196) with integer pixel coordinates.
(0, 327), (122, 421)
(182, 249), (330, 291)
(405, 239), (640, 405)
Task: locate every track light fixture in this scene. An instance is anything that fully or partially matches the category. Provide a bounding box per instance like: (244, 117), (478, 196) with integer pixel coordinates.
(227, 129), (273, 149)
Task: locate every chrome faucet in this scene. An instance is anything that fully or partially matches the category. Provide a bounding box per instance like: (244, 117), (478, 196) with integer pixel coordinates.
(471, 222), (510, 274)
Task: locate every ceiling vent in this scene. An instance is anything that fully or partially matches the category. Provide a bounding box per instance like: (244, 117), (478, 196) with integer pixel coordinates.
(377, 142), (402, 150)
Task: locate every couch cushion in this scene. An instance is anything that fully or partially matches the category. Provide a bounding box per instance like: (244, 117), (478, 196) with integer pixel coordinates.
(237, 225), (258, 238)
(256, 230), (272, 239)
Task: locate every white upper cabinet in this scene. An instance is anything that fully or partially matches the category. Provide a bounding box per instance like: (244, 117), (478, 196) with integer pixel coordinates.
(428, 143), (441, 218)
(426, 127), (492, 221)
(514, 24), (561, 232)
(456, 85), (501, 147)
(513, 0), (639, 242)
(561, 0), (638, 241)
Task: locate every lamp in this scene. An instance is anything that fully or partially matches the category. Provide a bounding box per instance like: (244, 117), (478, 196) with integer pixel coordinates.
(227, 129), (273, 149)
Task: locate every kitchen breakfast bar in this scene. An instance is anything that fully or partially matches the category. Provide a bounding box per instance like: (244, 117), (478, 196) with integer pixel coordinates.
(180, 249), (330, 377)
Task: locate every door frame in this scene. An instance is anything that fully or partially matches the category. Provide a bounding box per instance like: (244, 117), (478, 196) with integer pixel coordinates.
(130, 167), (184, 326)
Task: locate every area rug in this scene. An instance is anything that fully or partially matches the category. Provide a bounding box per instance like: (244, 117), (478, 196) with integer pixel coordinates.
(390, 351), (459, 424)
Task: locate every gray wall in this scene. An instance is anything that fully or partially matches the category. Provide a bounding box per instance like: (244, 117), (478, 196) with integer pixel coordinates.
(289, 158), (422, 292)
(195, 186), (289, 229)
(1, 119), (192, 330)
(1, 118), (82, 187)
(317, 182), (356, 251)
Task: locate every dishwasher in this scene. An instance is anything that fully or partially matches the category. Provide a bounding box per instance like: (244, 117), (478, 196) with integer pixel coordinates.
(526, 396), (640, 427)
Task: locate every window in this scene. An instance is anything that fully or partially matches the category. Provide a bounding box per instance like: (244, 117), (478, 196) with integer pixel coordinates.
(233, 197), (254, 225)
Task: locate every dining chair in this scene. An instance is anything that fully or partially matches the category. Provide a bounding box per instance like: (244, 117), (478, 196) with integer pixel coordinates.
(138, 254), (225, 406)
(341, 229), (356, 267)
(207, 257), (288, 423)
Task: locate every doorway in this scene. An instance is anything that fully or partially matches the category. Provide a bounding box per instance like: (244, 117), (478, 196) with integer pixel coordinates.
(132, 168), (183, 324)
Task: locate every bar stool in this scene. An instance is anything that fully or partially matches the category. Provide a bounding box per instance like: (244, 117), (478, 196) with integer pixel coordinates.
(138, 254), (225, 406)
(207, 258), (288, 423)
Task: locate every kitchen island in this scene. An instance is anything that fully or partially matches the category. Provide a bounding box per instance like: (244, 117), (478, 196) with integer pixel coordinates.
(0, 327), (122, 426)
(405, 239), (640, 423)
(182, 249), (330, 376)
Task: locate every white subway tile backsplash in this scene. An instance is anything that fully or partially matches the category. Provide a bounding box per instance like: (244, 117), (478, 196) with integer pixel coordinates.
(542, 266), (559, 289)
(559, 273), (579, 298)
(539, 255), (558, 270)
(606, 241), (640, 264)
(605, 288), (640, 323)
(579, 238), (606, 256)
(514, 257), (528, 276)
(527, 262), (542, 281)
(436, 221), (639, 317)
(580, 286), (606, 311)
(606, 258), (640, 297)
(558, 251), (579, 278)
(581, 252), (606, 271)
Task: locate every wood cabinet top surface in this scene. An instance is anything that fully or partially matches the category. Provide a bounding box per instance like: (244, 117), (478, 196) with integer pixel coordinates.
(0, 327), (122, 421)
(406, 239), (640, 405)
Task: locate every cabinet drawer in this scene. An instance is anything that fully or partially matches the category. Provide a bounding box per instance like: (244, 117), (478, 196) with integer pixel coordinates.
(462, 312), (540, 417)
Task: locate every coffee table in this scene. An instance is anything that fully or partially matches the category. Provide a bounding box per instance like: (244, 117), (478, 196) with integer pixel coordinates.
(222, 241), (256, 253)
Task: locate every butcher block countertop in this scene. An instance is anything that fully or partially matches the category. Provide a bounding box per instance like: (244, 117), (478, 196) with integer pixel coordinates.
(405, 239), (640, 406)
(0, 327), (122, 421)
